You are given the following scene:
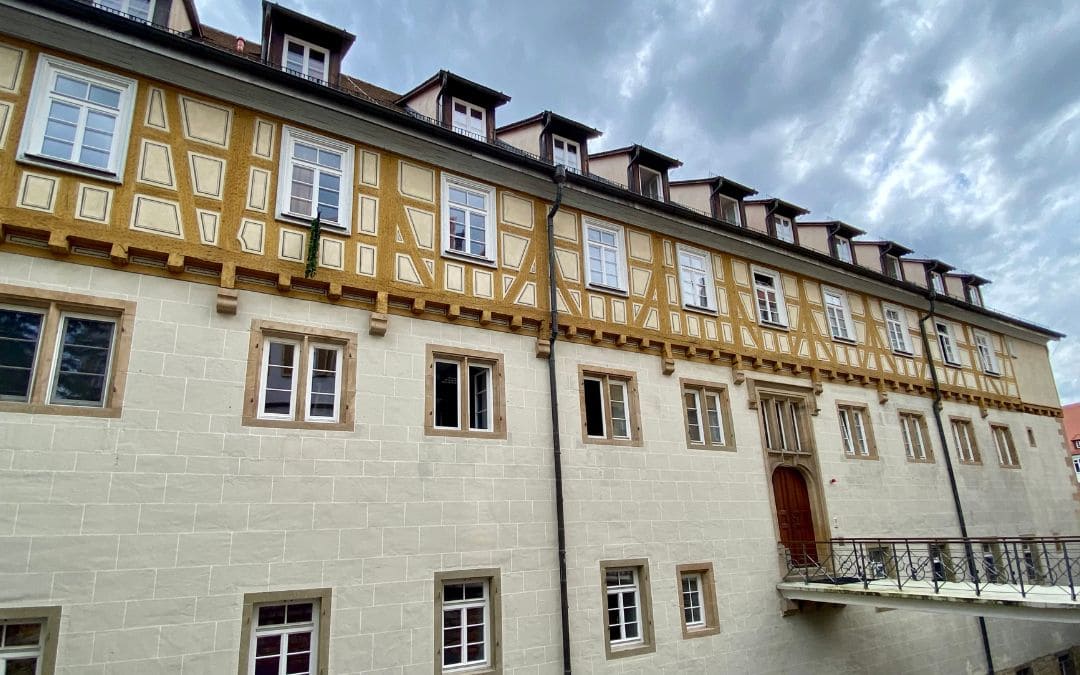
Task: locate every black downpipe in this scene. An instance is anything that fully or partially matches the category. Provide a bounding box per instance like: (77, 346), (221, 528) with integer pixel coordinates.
(545, 165), (572, 675)
(918, 291), (994, 675)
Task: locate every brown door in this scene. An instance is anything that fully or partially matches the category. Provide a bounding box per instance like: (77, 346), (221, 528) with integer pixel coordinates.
(772, 467), (817, 565)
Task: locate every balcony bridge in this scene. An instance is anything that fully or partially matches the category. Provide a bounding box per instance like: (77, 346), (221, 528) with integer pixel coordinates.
(777, 537), (1080, 623)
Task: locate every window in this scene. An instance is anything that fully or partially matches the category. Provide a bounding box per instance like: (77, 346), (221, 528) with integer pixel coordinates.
(929, 542), (952, 582)
(600, 560), (654, 659)
(282, 36), (329, 83)
(583, 218), (627, 292)
(1075, 440), (1080, 451)
(425, 346), (506, 439)
(239, 590), (330, 675)
(552, 135), (580, 171)
(883, 304), (912, 354)
(0, 607), (60, 675)
(1058, 651), (1077, 675)
(930, 271), (945, 294)
(0, 285), (134, 417)
(1019, 539), (1042, 583)
(441, 173), (497, 262)
(676, 563), (720, 638)
(884, 255), (903, 280)
(758, 392), (811, 454)
(1073, 456), (1080, 482)
(935, 321), (960, 366)
(276, 126), (354, 231)
(580, 367), (640, 445)
(639, 166), (662, 199)
(835, 237), (853, 263)
(717, 195), (741, 226)
(991, 424), (1020, 468)
(1026, 427), (1036, 447)
(951, 418), (980, 464)
(677, 245), (717, 311)
(822, 288), (855, 342)
(95, 0), (154, 21)
(435, 570), (501, 674)
(967, 285), (984, 306)
(451, 98), (486, 139)
(681, 380), (734, 450)
(19, 55), (137, 178)
(899, 411), (932, 462)
(980, 543), (1003, 583)
(973, 331), (1000, 375)
(752, 268), (788, 327)
(774, 215), (795, 243)
(243, 320), (356, 430)
(837, 403), (875, 458)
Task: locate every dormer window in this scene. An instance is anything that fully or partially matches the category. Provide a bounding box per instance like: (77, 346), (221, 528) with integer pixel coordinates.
(96, 0), (153, 22)
(283, 36), (328, 83)
(717, 196), (741, 226)
(640, 167), (662, 200)
(553, 135), (580, 171)
(452, 99), (486, 139)
(835, 237), (853, 263)
(967, 285), (983, 306)
(884, 255), (903, 280)
(774, 216), (795, 243)
(930, 271), (945, 294)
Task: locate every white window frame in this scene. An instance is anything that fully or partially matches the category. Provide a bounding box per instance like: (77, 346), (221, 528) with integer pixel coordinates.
(676, 244), (717, 312)
(774, 215), (795, 243)
(433, 358), (494, 433)
(0, 619), (46, 674)
(95, 0), (155, 21)
(884, 255), (903, 280)
(930, 271), (945, 294)
(822, 287), (856, 342)
(304, 343), (343, 423)
(19, 54), (138, 179)
(835, 237), (853, 263)
(440, 578), (491, 672)
(440, 173), (498, 264)
(882, 303), (913, 354)
(752, 267), (788, 328)
(1074, 440), (1080, 451)
(991, 424), (1019, 467)
(46, 311), (118, 408)
(717, 195), (741, 226)
(967, 285), (984, 306)
(450, 98), (486, 139)
(935, 321), (960, 366)
(900, 412), (929, 461)
(838, 405), (871, 457)
(582, 218), (628, 293)
(1072, 455), (1080, 482)
(552, 134), (581, 172)
(759, 395), (808, 454)
(282, 35), (330, 83)
(257, 337), (301, 421)
(0, 304), (47, 403)
(247, 599), (319, 675)
(952, 419), (978, 464)
(276, 126), (354, 232)
(605, 568), (643, 647)
(973, 330), (1000, 375)
(680, 573), (704, 629)
(638, 166), (662, 199)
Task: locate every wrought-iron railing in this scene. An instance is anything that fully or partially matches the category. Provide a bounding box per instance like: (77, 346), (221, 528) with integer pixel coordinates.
(780, 537), (1080, 601)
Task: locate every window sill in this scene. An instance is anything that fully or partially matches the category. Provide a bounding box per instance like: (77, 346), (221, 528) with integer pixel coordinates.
(998, 463), (1022, 470)
(942, 361), (963, 368)
(584, 435), (641, 448)
(242, 416), (354, 432)
(606, 641), (655, 660)
(585, 282), (629, 298)
(0, 400), (121, 418)
(276, 211), (351, 234)
(757, 320), (789, 331)
(18, 154), (122, 184)
(688, 443), (737, 453)
(982, 370), (1001, 378)
(681, 625), (721, 640)
(830, 336), (857, 345)
(441, 249), (498, 268)
(891, 349), (914, 357)
(958, 460), (983, 466)
(681, 303), (718, 317)
(427, 427), (507, 440)
(905, 457), (936, 464)
(843, 452), (879, 461)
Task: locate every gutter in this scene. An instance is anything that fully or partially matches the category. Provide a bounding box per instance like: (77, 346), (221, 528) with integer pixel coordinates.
(918, 290), (995, 675)
(545, 165), (573, 675)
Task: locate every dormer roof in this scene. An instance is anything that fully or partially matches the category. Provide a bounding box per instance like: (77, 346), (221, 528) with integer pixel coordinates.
(668, 175), (757, 200)
(261, 1), (356, 57)
(907, 258), (955, 274)
(745, 197), (809, 219)
(397, 70), (511, 109)
(496, 111), (602, 141)
(858, 240), (913, 257)
(590, 144), (682, 171)
(800, 220), (866, 239)
(948, 271), (991, 286)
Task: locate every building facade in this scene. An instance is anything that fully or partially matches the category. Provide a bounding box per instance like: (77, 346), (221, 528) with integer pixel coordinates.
(0, 1), (1076, 674)
(1065, 403), (1080, 489)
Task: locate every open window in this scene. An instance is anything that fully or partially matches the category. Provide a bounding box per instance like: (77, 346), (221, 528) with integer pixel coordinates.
(882, 303), (913, 354)
(752, 268), (788, 328)
(676, 245), (717, 312)
(822, 287), (856, 342)
(580, 366), (641, 446)
(426, 346), (505, 439)
(935, 321), (961, 366)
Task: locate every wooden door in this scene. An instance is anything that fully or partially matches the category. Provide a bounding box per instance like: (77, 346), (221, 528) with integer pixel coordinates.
(773, 467), (817, 565)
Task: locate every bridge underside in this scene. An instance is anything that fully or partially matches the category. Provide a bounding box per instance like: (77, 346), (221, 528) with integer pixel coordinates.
(778, 579), (1080, 622)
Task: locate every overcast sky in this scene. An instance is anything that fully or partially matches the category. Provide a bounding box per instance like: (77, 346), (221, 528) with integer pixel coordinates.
(198, 0), (1080, 404)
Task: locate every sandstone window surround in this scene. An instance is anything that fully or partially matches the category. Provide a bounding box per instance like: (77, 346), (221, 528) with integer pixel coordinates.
(751, 267), (788, 328)
(0, 284), (134, 418)
(600, 559), (655, 659)
(0, 606), (61, 675)
(242, 320), (357, 431)
(822, 287), (856, 343)
(239, 589), (331, 675)
(434, 569), (501, 674)
(676, 244), (718, 313)
(680, 378), (734, 451)
(837, 402), (877, 460)
(578, 365), (642, 446)
(676, 562), (720, 639)
(582, 217), (628, 294)
(950, 417), (981, 465)
(276, 126), (355, 232)
(18, 54), (138, 181)
(754, 384), (815, 455)
(899, 410), (934, 463)
(425, 345), (506, 439)
(991, 423), (1020, 468)
(441, 172), (498, 264)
